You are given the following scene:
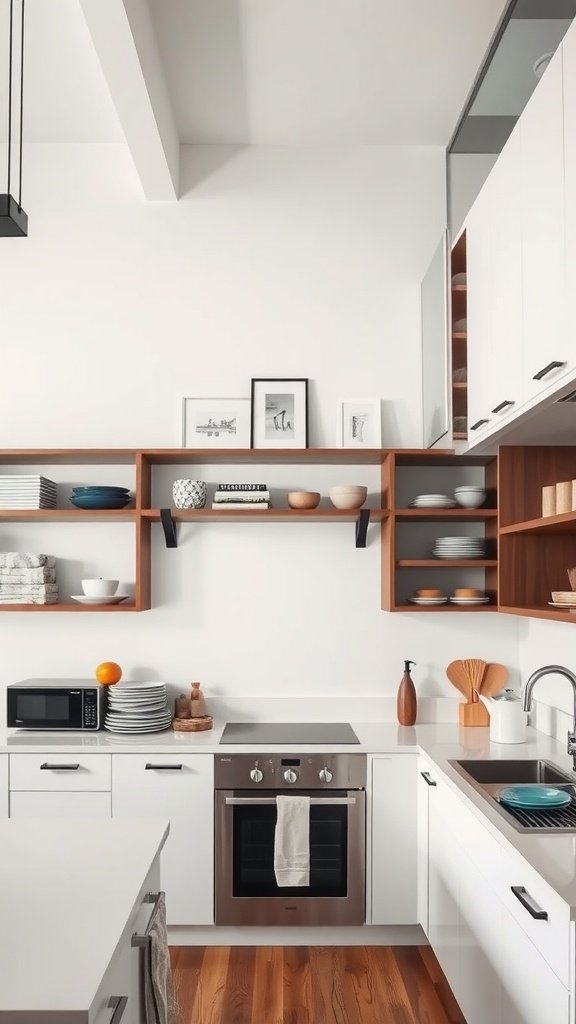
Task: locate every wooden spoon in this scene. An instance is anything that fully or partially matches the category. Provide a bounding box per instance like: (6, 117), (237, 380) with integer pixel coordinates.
(463, 658), (487, 702)
(446, 660), (472, 702)
(481, 663), (509, 698)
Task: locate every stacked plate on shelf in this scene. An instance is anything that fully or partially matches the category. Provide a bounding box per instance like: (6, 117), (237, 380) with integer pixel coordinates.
(409, 494), (457, 509)
(104, 682), (173, 734)
(70, 486), (131, 510)
(433, 536), (486, 560)
(0, 475), (57, 509)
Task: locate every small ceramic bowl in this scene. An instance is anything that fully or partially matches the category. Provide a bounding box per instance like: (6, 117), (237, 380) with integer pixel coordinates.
(329, 486), (368, 510)
(416, 588), (442, 598)
(454, 487), (486, 509)
(287, 491), (321, 510)
(82, 578), (119, 597)
(454, 588), (483, 598)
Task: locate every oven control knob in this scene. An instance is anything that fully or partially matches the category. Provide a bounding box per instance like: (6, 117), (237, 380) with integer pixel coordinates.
(319, 767), (333, 783)
(250, 768), (264, 783)
(283, 769), (298, 784)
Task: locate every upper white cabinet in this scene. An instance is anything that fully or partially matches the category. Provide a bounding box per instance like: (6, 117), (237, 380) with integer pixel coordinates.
(466, 186), (493, 440)
(562, 20), (576, 383)
(112, 753), (214, 926)
(370, 754), (417, 925)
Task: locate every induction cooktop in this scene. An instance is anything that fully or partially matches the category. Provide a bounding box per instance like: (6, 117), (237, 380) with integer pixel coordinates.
(219, 722), (360, 744)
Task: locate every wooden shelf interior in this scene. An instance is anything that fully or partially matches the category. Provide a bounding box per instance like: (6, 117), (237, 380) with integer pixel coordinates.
(498, 446), (576, 528)
(451, 231), (467, 439)
(498, 532), (576, 610)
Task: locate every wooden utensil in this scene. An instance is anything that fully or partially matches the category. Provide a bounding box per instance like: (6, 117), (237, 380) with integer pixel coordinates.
(463, 658), (487, 702)
(446, 660), (472, 702)
(481, 663), (509, 698)
(447, 659), (490, 726)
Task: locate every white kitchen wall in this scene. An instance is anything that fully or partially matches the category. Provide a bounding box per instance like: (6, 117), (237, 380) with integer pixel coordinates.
(0, 142), (520, 720)
(518, 619), (576, 737)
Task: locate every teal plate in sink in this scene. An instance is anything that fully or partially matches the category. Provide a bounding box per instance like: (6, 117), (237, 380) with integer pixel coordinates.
(499, 785), (572, 810)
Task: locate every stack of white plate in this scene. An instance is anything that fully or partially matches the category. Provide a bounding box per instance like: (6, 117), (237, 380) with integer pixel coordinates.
(409, 494), (457, 509)
(0, 475), (57, 509)
(408, 596), (448, 605)
(104, 682), (172, 734)
(449, 596), (491, 605)
(433, 536), (486, 559)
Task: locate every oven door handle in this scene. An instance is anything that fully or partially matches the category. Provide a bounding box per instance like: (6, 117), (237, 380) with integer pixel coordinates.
(224, 796), (357, 805)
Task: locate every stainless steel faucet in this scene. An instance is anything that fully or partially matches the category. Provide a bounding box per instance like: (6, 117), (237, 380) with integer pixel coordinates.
(523, 665), (576, 771)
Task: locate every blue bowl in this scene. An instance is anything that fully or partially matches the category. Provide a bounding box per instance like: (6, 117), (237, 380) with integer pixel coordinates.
(70, 496), (131, 510)
(499, 785), (571, 810)
(72, 486), (130, 494)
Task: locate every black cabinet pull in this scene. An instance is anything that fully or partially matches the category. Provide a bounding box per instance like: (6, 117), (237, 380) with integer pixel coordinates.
(533, 360), (566, 381)
(470, 418), (490, 431)
(108, 996), (128, 1023)
(420, 771), (437, 787)
(145, 763), (183, 770)
(491, 399), (515, 414)
(40, 763), (80, 771)
(510, 885), (548, 920)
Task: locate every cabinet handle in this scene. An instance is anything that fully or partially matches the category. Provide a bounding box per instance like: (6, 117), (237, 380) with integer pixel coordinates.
(533, 360), (566, 381)
(510, 885), (548, 920)
(491, 399), (515, 414)
(108, 996), (128, 1023)
(470, 418), (490, 431)
(40, 763), (80, 771)
(420, 771), (437, 787)
(145, 763), (183, 770)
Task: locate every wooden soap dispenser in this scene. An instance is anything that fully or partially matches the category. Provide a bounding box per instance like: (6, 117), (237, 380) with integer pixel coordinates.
(397, 660), (417, 726)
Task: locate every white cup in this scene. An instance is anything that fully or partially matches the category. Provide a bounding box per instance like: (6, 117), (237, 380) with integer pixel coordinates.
(81, 578), (119, 597)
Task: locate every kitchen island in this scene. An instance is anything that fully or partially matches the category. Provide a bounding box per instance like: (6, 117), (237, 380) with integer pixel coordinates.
(0, 818), (169, 1023)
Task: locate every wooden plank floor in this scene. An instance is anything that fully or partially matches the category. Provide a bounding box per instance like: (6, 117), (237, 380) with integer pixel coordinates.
(170, 945), (466, 1024)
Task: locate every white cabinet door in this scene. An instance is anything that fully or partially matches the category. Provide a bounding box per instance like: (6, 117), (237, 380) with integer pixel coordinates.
(427, 783), (460, 995)
(10, 790), (111, 818)
(456, 842), (503, 1024)
(371, 755), (417, 924)
(416, 758), (435, 934)
(497, 896), (570, 1024)
(465, 189), (493, 440)
(112, 754), (214, 926)
(0, 755), (8, 818)
(521, 48), (571, 401)
(562, 20), (576, 398)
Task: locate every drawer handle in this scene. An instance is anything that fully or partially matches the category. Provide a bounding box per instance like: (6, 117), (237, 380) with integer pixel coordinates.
(131, 891), (163, 948)
(420, 771), (437, 787)
(145, 763), (183, 770)
(40, 763), (80, 771)
(108, 996), (128, 1023)
(470, 418), (490, 431)
(491, 399), (515, 414)
(533, 360), (566, 381)
(511, 885), (548, 920)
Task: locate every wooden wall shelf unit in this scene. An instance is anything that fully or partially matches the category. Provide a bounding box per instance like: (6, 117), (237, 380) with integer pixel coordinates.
(450, 231), (468, 440)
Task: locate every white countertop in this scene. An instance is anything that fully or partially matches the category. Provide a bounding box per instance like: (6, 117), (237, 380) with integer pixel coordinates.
(3, 721), (576, 914)
(0, 818), (169, 1020)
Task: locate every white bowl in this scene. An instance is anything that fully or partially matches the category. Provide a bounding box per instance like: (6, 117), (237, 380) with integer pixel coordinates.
(329, 486), (367, 510)
(454, 489), (486, 509)
(81, 578), (119, 597)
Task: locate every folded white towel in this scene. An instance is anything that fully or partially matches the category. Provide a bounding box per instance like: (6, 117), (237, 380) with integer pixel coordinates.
(0, 553), (55, 568)
(0, 568), (57, 583)
(274, 795), (310, 887)
(0, 583), (58, 595)
(0, 594), (59, 604)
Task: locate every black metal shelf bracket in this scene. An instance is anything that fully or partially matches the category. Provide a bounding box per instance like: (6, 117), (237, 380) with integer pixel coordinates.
(355, 508), (370, 548)
(160, 508), (178, 548)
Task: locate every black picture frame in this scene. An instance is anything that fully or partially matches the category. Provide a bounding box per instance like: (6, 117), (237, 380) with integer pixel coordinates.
(250, 378), (309, 449)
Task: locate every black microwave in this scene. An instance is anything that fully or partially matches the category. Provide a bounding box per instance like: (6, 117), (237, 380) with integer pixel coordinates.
(7, 679), (103, 730)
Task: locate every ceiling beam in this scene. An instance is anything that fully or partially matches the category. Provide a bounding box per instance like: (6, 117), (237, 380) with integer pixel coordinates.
(78, 0), (179, 200)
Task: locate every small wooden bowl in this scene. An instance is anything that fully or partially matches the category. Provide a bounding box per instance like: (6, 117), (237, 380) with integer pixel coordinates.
(172, 715), (213, 732)
(416, 588), (441, 598)
(454, 588), (483, 598)
(287, 491), (321, 510)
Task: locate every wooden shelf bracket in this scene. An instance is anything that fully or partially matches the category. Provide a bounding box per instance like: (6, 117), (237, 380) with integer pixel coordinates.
(160, 508), (178, 548)
(355, 508), (371, 548)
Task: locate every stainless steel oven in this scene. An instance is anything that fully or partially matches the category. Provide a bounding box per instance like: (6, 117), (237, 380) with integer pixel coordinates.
(215, 752), (366, 926)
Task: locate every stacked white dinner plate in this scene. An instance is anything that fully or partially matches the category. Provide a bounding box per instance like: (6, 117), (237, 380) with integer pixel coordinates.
(408, 596), (448, 605)
(104, 682), (172, 733)
(0, 474), (57, 509)
(449, 596), (491, 605)
(433, 536), (486, 559)
(409, 494), (457, 509)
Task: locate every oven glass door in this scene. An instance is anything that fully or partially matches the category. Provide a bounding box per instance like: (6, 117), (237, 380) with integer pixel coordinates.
(232, 789), (348, 898)
(7, 688), (84, 729)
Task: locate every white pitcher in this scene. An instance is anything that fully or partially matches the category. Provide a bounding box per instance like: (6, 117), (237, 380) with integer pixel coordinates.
(479, 692), (528, 744)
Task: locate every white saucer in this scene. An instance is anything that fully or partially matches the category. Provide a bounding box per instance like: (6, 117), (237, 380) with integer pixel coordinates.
(408, 597), (448, 605)
(70, 594), (130, 605)
(450, 597), (490, 605)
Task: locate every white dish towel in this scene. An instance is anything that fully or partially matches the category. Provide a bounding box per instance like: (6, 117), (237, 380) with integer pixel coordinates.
(274, 795), (310, 887)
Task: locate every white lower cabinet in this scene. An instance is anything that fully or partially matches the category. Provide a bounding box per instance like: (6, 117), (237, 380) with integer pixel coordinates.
(370, 754), (417, 924)
(10, 790), (111, 818)
(0, 755), (8, 818)
(112, 753), (214, 926)
(416, 759), (436, 934)
(427, 781), (460, 992)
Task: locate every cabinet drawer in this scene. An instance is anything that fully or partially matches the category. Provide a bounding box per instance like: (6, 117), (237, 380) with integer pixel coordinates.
(10, 753), (111, 791)
(10, 790), (111, 818)
(439, 779), (570, 986)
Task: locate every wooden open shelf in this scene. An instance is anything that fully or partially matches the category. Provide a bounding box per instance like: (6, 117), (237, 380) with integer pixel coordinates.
(452, 332), (467, 340)
(394, 604), (497, 612)
(0, 603), (139, 612)
(143, 508), (388, 523)
(0, 509), (136, 522)
(452, 284), (467, 293)
(499, 605), (576, 623)
(396, 559), (497, 568)
(395, 509), (497, 521)
(450, 232), (468, 442)
(500, 510), (576, 536)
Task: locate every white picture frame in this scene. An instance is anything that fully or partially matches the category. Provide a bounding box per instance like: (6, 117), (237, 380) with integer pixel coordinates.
(250, 378), (309, 449)
(336, 399), (381, 448)
(182, 397), (251, 448)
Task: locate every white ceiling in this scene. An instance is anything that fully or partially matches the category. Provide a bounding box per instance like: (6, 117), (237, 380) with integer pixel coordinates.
(1, 0), (509, 147)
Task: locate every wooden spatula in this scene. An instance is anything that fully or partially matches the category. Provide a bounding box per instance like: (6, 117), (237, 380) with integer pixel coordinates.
(481, 663), (509, 698)
(463, 659), (487, 702)
(446, 660), (472, 702)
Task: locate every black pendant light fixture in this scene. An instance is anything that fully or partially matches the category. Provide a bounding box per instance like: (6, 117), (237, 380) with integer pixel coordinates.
(1, 0), (27, 236)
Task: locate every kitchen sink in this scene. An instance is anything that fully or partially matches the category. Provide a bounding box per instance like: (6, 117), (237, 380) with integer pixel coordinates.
(448, 758), (576, 833)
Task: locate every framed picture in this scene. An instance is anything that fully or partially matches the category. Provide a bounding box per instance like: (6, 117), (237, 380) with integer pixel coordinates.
(336, 399), (381, 448)
(251, 378), (309, 449)
(182, 397), (251, 448)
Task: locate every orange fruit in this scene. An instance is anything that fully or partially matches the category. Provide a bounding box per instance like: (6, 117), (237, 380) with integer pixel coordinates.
(95, 661), (122, 686)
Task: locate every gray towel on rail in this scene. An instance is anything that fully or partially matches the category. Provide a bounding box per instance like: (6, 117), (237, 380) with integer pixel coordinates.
(0, 553), (56, 568)
(144, 893), (177, 1024)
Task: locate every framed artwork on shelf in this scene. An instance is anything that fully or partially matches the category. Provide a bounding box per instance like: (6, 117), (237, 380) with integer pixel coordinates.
(250, 378), (309, 449)
(336, 399), (381, 448)
(182, 397), (251, 448)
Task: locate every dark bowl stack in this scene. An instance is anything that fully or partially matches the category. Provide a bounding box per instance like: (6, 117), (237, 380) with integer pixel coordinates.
(70, 486), (131, 510)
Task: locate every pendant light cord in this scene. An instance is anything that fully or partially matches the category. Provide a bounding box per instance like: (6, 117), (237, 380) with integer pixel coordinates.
(7, 0), (13, 198)
(18, 0), (24, 209)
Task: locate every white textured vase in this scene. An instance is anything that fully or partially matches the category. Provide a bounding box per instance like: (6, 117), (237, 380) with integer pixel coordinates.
(173, 479), (207, 509)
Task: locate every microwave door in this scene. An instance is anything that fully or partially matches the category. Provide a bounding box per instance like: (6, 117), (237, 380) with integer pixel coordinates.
(8, 688), (84, 729)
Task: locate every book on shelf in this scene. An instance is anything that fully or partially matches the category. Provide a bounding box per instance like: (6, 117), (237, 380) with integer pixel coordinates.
(213, 491), (270, 502)
(211, 502), (270, 510)
(217, 483), (267, 491)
